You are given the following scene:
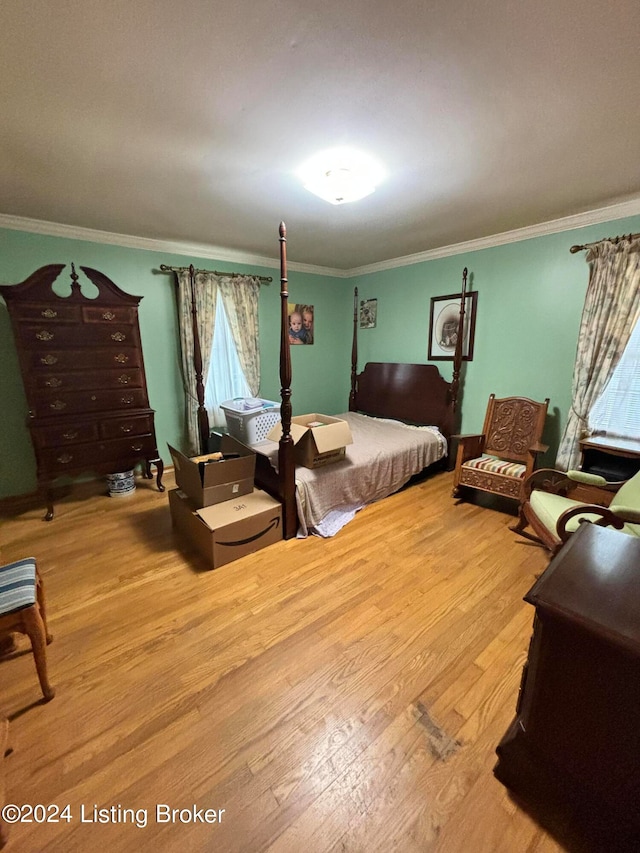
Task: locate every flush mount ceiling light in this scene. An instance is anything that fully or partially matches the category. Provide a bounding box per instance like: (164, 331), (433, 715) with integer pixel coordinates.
(297, 147), (386, 205)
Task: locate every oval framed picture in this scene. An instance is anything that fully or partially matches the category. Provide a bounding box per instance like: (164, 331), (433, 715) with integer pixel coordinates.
(428, 291), (477, 361)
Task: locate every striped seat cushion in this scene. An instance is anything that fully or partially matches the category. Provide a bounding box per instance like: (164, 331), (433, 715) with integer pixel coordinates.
(0, 557), (37, 614)
(462, 454), (526, 479)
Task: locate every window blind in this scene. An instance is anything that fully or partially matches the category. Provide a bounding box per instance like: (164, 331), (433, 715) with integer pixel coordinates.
(589, 317), (640, 438)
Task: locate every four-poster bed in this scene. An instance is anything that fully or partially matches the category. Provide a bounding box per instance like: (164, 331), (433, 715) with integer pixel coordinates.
(175, 223), (467, 540)
(253, 223), (467, 538)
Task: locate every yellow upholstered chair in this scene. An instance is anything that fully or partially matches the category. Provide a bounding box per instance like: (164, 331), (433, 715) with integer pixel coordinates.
(453, 394), (549, 503)
(512, 468), (640, 556)
(0, 558), (55, 701)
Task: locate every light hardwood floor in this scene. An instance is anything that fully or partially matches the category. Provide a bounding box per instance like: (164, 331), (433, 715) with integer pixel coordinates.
(0, 470), (571, 852)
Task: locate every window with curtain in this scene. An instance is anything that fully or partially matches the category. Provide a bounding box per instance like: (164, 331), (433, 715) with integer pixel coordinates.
(204, 296), (252, 428)
(589, 315), (640, 438)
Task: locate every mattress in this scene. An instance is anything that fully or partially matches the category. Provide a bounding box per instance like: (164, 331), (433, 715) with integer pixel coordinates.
(255, 411), (446, 537)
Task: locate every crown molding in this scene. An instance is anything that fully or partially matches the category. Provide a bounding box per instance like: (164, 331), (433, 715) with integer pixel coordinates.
(2, 196), (640, 281)
(346, 197), (640, 277)
(0, 213), (341, 278)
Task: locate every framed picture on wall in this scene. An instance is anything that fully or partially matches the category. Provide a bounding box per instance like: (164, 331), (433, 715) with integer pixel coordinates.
(287, 303), (314, 345)
(428, 291), (478, 361)
(359, 298), (377, 329)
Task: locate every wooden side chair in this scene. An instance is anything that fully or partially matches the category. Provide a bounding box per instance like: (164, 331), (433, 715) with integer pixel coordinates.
(453, 394), (550, 503)
(511, 468), (640, 555)
(0, 558), (55, 702)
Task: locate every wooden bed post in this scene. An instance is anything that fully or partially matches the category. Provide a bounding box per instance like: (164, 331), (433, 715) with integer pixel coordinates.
(188, 264), (211, 455)
(349, 286), (358, 411)
(277, 223), (297, 539)
(449, 267), (467, 430)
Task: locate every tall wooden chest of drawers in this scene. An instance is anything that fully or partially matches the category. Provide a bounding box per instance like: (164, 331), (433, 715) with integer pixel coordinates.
(1, 263), (164, 519)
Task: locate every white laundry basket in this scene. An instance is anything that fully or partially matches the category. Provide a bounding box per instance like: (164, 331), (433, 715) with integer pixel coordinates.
(220, 398), (281, 445)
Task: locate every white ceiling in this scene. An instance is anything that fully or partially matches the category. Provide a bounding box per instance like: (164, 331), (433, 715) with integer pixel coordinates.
(1, 0), (640, 271)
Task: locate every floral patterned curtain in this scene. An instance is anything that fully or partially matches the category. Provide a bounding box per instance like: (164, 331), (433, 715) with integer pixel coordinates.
(176, 270), (261, 455)
(217, 276), (261, 395)
(556, 235), (640, 470)
(176, 270), (218, 455)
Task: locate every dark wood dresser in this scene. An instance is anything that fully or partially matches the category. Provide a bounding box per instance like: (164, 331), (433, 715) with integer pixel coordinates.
(494, 523), (640, 847)
(1, 264), (164, 519)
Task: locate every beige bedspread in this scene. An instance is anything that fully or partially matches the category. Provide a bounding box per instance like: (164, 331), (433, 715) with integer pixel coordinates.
(256, 412), (446, 536)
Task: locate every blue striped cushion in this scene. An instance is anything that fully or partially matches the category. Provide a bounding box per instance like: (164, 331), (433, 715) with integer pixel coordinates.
(0, 557), (37, 614)
(462, 454), (526, 479)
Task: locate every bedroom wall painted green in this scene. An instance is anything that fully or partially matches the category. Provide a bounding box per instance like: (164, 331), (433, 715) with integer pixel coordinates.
(2, 213), (639, 500)
(0, 227), (349, 499)
(352, 213), (640, 466)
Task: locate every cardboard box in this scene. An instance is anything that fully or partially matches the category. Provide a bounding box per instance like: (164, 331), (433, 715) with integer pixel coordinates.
(169, 487), (282, 569)
(267, 413), (353, 469)
(168, 435), (255, 508)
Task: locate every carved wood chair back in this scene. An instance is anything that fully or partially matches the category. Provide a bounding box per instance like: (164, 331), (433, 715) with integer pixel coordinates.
(453, 394), (550, 503)
(482, 395), (550, 464)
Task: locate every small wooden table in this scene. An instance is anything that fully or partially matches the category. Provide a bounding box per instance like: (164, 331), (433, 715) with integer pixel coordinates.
(579, 434), (640, 481)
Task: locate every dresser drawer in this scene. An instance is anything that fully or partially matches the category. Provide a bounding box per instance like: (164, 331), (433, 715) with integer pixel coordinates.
(98, 434), (158, 458)
(31, 421), (100, 449)
(19, 323), (139, 348)
(31, 368), (145, 393)
(30, 388), (148, 417)
(82, 306), (138, 324)
(99, 413), (154, 439)
(11, 303), (82, 323)
(29, 348), (142, 371)
(39, 434), (157, 474)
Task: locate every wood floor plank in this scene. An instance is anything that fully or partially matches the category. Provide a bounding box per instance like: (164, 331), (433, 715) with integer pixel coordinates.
(0, 469), (575, 852)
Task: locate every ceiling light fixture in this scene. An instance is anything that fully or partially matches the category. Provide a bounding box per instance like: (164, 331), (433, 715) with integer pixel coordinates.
(297, 147), (386, 205)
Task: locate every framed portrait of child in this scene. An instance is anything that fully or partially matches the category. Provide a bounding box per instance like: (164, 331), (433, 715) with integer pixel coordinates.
(287, 303), (314, 345)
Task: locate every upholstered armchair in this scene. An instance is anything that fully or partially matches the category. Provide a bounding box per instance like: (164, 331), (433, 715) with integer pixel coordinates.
(452, 395), (550, 503)
(511, 468), (640, 555)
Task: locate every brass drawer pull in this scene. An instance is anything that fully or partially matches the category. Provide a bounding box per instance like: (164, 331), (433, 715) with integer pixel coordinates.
(111, 332), (126, 342)
(62, 430), (78, 440)
(121, 395), (135, 404)
(56, 452), (73, 464)
(36, 330), (54, 341)
(102, 311), (116, 320)
(120, 424), (134, 433)
(40, 355), (58, 365)
(118, 374), (132, 384)
(45, 377), (62, 388)
(49, 400), (67, 411)
(131, 443), (143, 452)
(41, 308), (58, 319)
(115, 353), (129, 364)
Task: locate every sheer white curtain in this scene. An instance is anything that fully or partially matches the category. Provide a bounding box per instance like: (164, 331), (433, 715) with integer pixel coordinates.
(204, 299), (252, 427)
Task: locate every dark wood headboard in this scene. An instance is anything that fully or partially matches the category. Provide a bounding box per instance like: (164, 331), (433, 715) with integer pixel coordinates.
(243, 224), (466, 540)
(353, 362), (456, 441)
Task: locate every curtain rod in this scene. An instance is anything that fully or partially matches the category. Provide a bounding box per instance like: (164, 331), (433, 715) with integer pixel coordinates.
(570, 232), (640, 254)
(159, 263), (272, 283)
